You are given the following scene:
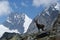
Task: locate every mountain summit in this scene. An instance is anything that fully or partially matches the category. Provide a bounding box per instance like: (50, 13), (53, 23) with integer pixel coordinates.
(0, 13), (32, 38)
(33, 3), (60, 32)
(3, 13), (32, 33)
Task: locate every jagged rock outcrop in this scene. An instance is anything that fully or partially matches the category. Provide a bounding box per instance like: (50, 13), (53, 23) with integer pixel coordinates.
(22, 3), (60, 40)
(0, 32), (22, 40)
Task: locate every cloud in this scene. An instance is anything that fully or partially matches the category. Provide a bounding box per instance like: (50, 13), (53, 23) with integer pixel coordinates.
(32, 0), (59, 7)
(0, 1), (12, 16)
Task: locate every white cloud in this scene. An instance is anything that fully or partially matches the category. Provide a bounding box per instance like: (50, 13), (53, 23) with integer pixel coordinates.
(32, 0), (59, 7)
(0, 1), (12, 16)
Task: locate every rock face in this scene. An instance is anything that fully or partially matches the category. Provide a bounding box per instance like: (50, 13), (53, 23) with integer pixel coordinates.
(0, 32), (22, 40)
(0, 3), (60, 40)
(26, 3), (59, 36)
(51, 14), (60, 40)
(23, 3), (60, 40)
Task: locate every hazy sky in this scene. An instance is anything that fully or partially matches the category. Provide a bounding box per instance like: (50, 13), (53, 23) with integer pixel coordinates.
(0, 0), (60, 24)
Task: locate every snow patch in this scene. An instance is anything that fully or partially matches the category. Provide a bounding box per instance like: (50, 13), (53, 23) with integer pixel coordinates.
(52, 8), (55, 11)
(0, 25), (20, 38)
(46, 11), (50, 16)
(55, 3), (60, 10)
(6, 19), (12, 24)
(23, 14), (32, 33)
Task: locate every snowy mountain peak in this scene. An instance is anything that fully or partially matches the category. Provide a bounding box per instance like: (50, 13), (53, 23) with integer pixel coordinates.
(0, 13), (32, 38)
(23, 14), (32, 33)
(31, 3), (60, 33)
(55, 3), (60, 11)
(42, 2), (60, 17)
(6, 13), (25, 24)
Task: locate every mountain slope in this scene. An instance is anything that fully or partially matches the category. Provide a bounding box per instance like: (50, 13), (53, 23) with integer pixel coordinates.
(0, 13), (32, 38)
(0, 32), (22, 40)
(24, 3), (60, 37)
(33, 3), (60, 32)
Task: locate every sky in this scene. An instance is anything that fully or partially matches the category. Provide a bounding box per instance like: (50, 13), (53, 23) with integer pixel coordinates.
(0, 0), (60, 24)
